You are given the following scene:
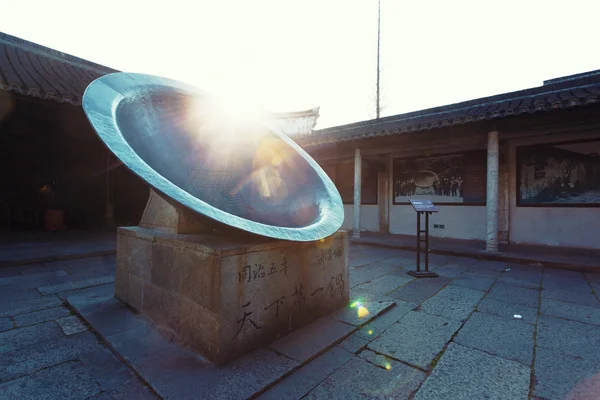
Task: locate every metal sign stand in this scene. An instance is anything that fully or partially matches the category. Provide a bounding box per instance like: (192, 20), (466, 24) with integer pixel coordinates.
(408, 200), (439, 278)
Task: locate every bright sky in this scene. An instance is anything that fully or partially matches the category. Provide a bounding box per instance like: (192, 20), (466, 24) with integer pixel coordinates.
(2, 0), (600, 129)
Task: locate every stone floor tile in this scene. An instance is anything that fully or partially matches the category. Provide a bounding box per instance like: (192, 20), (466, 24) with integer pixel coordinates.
(471, 260), (509, 272)
(0, 270), (68, 286)
(38, 275), (115, 296)
(332, 300), (395, 327)
(413, 343), (530, 400)
(353, 274), (413, 297)
(537, 315), (600, 359)
(450, 273), (496, 292)
(306, 355), (426, 399)
(585, 272), (600, 284)
(88, 378), (158, 400)
(543, 274), (590, 291)
(434, 264), (470, 278)
(419, 285), (484, 321)
(258, 346), (354, 400)
(496, 269), (542, 289)
(541, 297), (600, 326)
(0, 360), (101, 400)
(0, 331), (99, 383)
(85, 303), (148, 336)
(0, 321), (64, 353)
(367, 311), (461, 370)
(13, 306), (72, 327)
(487, 282), (540, 307)
(0, 295), (63, 318)
(534, 346), (600, 400)
(388, 277), (451, 303)
(0, 288), (42, 304)
(269, 316), (354, 363)
(355, 300), (417, 340)
(454, 312), (535, 365)
(79, 346), (137, 392)
(56, 315), (89, 336)
(337, 334), (370, 353)
(349, 263), (402, 288)
(358, 348), (398, 369)
(477, 297), (538, 324)
(541, 288), (600, 307)
(0, 318), (12, 332)
(349, 286), (396, 303)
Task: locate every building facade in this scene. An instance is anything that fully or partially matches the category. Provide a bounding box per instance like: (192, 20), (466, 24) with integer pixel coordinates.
(295, 70), (600, 251)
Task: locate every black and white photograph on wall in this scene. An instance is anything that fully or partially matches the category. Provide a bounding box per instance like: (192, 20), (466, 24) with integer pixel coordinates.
(517, 139), (600, 206)
(394, 155), (464, 203)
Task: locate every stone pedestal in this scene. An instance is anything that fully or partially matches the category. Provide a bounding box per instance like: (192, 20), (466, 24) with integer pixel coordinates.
(115, 226), (349, 366)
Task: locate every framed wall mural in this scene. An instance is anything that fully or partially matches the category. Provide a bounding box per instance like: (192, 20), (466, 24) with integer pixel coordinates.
(517, 139), (600, 207)
(393, 152), (486, 205)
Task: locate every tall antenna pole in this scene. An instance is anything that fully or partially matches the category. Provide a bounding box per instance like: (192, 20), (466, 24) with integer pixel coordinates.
(376, 0), (381, 119)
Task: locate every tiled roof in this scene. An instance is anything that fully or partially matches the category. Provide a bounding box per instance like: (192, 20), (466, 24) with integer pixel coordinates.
(299, 69), (600, 146)
(0, 32), (117, 106)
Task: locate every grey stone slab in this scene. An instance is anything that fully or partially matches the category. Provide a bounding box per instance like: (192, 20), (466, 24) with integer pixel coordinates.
(496, 269), (542, 289)
(543, 274), (590, 291)
(434, 264), (470, 278)
(454, 312), (535, 365)
(413, 343), (530, 400)
(534, 346), (600, 400)
(13, 306), (72, 327)
(85, 303), (148, 336)
(258, 346), (354, 400)
(0, 360), (101, 400)
(487, 282), (540, 307)
(0, 269), (68, 286)
(349, 286), (396, 303)
(0, 321), (64, 353)
(0, 330), (100, 383)
(0, 288), (41, 303)
(60, 284), (115, 313)
(541, 297), (600, 326)
(38, 275), (115, 295)
(585, 271), (600, 284)
(353, 274), (413, 297)
(537, 315), (600, 358)
(56, 315), (89, 335)
(109, 323), (298, 399)
(269, 316), (354, 363)
(79, 345), (137, 392)
(477, 297), (538, 324)
(471, 260), (509, 272)
(332, 300), (395, 327)
(306, 355), (426, 399)
(358, 348), (398, 369)
(338, 334), (370, 353)
(88, 379), (158, 400)
(420, 285), (484, 321)
(349, 263), (401, 288)
(450, 273), (496, 292)
(355, 300), (417, 340)
(368, 311), (462, 370)
(0, 295), (62, 318)
(465, 267), (502, 279)
(0, 318), (12, 332)
(379, 256), (413, 267)
(541, 287), (600, 307)
(388, 277), (451, 303)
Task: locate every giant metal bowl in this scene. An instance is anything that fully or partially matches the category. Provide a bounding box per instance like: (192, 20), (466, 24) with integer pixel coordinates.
(82, 72), (343, 241)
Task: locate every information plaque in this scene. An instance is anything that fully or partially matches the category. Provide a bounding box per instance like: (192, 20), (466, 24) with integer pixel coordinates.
(408, 199), (439, 278)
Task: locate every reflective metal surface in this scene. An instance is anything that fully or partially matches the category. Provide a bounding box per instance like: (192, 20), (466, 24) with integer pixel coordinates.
(82, 72), (343, 241)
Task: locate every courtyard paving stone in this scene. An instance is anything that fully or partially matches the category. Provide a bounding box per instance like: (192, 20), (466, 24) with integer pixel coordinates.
(388, 277), (451, 303)
(541, 297), (600, 326)
(332, 300), (395, 327)
(0, 295), (63, 318)
(541, 287), (600, 307)
(38, 275), (115, 296)
(413, 343), (530, 400)
(337, 334), (370, 353)
(13, 306), (72, 327)
(367, 311), (462, 370)
(352, 274), (413, 297)
(449, 272), (496, 292)
(56, 315), (89, 335)
(258, 346), (354, 400)
(0, 318), (12, 332)
(476, 297), (538, 324)
(349, 263), (402, 288)
(534, 346), (600, 400)
(537, 315), (600, 359)
(486, 281), (540, 307)
(454, 312), (535, 365)
(305, 355), (426, 399)
(420, 285), (484, 321)
(355, 299), (417, 340)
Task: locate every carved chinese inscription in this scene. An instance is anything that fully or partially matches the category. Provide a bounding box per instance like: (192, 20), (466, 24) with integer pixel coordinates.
(238, 258), (289, 284)
(317, 245), (344, 264)
(233, 301), (263, 338)
(327, 273), (345, 298)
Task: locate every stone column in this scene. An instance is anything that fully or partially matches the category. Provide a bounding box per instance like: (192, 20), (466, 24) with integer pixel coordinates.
(486, 130), (499, 252)
(353, 149), (361, 238)
(105, 150), (115, 227)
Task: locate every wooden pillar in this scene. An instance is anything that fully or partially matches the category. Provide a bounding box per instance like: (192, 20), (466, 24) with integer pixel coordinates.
(486, 130), (499, 252)
(353, 149), (361, 238)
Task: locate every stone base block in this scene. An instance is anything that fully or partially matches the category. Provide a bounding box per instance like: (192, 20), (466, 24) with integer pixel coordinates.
(115, 226), (349, 365)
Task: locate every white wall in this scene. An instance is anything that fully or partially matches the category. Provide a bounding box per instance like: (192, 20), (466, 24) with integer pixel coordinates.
(342, 205), (379, 232)
(508, 132), (600, 250)
(389, 205), (487, 240)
